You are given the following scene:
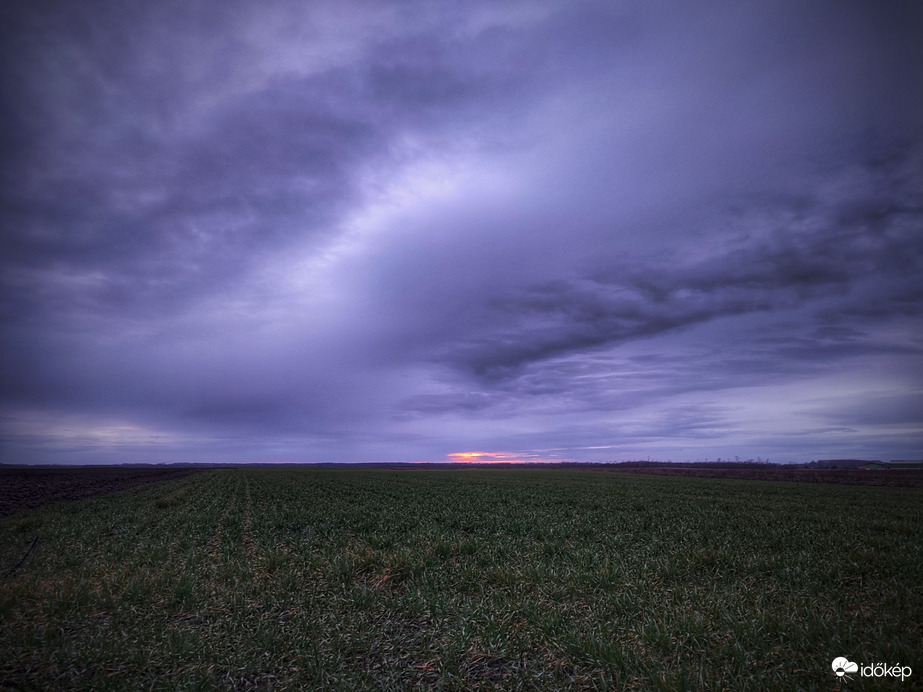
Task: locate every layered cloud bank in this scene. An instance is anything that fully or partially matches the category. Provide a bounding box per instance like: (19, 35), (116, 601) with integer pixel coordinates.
(2, 0), (921, 464)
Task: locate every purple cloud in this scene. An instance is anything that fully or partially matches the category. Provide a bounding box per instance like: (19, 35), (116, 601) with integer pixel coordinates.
(2, 0), (921, 464)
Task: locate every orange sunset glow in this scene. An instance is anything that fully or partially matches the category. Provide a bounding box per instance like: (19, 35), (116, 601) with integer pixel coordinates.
(447, 452), (552, 464)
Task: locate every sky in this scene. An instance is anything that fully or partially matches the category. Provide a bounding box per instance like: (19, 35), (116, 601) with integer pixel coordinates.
(1, 0), (921, 465)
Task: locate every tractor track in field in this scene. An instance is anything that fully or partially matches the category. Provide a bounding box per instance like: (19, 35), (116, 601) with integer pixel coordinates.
(205, 477), (260, 571)
(206, 492), (236, 559)
(243, 478), (256, 559)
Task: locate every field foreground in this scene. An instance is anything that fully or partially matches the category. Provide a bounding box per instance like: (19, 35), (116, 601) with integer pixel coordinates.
(1, 468), (921, 690)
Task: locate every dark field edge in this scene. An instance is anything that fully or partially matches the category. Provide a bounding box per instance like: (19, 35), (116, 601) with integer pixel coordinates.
(593, 465), (923, 487)
(0, 467), (206, 518)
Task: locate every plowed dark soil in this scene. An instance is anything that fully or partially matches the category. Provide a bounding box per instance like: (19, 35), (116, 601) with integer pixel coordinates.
(0, 466), (204, 517)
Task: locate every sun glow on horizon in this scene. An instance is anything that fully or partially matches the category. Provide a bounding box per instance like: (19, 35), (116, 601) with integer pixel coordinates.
(447, 451), (555, 464)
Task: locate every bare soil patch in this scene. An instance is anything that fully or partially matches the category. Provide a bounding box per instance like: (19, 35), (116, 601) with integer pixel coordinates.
(0, 466), (204, 517)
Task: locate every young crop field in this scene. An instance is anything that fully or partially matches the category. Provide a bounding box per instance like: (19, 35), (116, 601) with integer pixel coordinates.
(1, 468), (921, 690)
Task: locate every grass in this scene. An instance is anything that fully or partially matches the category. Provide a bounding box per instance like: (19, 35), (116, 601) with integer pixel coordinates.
(1, 468), (921, 690)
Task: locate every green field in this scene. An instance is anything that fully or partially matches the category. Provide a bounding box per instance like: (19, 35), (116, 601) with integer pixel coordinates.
(1, 468), (921, 690)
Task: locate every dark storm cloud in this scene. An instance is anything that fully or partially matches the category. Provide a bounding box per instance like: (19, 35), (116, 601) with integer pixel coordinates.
(441, 151), (923, 381)
(0, 0), (538, 327)
(2, 0), (921, 464)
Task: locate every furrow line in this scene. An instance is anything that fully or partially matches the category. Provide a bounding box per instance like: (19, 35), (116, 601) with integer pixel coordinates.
(206, 493), (235, 558)
(243, 477), (256, 559)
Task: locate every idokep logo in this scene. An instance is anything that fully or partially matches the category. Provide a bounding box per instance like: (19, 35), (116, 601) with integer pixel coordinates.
(832, 657), (858, 678)
(832, 657), (912, 682)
